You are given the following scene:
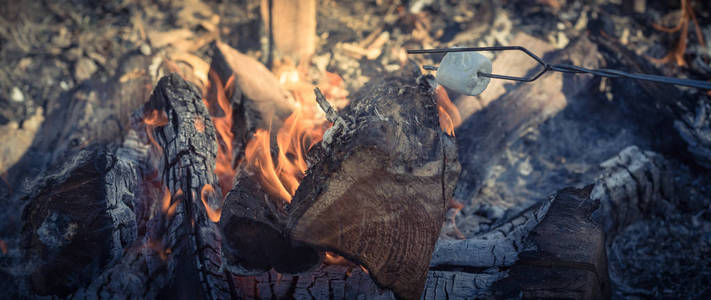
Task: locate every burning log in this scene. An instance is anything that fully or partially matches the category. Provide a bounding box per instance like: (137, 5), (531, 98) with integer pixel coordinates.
(284, 76), (461, 299)
(143, 73), (233, 298)
(219, 170), (322, 275)
(209, 41), (295, 161)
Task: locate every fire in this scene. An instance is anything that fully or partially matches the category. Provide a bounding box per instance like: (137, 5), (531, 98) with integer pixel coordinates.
(435, 85), (462, 136)
(242, 61), (337, 203)
(161, 188), (181, 218)
(200, 184), (222, 222)
(207, 70), (238, 197)
(143, 109), (169, 150)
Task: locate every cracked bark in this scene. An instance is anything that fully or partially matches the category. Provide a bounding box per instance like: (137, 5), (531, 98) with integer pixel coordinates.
(590, 146), (676, 239)
(18, 145), (142, 297)
(145, 73), (233, 299)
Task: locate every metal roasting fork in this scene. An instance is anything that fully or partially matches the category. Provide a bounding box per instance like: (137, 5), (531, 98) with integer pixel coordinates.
(407, 46), (711, 90)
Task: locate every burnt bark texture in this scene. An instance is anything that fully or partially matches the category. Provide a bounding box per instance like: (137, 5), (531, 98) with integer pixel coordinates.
(233, 264), (395, 300)
(285, 76), (461, 299)
(17, 146), (140, 297)
(492, 186), (611, 299)
(219, 170), (322, 275)
(430, 192), (554, 268)
(145, 73), (233, 299)
(590, 146), (676, 238)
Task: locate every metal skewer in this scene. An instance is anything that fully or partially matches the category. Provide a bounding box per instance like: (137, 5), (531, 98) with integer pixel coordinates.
(408, 46), (711, 90)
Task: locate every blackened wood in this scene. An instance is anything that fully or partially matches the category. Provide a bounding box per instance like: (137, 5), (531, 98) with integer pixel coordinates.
(675, 100), (711, 169)
(286, 76), (461, 300)
(430, 192), (553, 268)
(219, 170), (322, 275)
(146, 73), (233, 299)
(19, 145), (140, 297)
(422, 269), (508, 300)
(492, 186), (611, 299)
(590, 146), (676, 238)
(6, 52), (155, 189)
(233, 264), (395, 300)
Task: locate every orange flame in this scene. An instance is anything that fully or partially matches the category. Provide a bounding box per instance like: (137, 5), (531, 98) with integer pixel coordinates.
(161, 186), (181, 218)
(435, 85), (462, 136)
(143, 239), (171, 261)
(243, 62), (334, 203)
(144, 109), (169, 150)
(161, 188), (182, 218)
(207, 71), (238, 197)
(200, 184), (223, 222)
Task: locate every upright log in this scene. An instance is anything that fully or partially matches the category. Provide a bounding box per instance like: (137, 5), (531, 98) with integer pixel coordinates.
(145, 73), (233, 299)
(286, 77), (461, 299)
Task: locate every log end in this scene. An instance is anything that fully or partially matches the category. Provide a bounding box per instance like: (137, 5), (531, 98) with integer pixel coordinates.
(287, 77), (461, 299)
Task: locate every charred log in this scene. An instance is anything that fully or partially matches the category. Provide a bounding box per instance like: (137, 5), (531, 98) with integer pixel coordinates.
(18, 145), (141, 297)
(590, 146), (676, 238)
(233, 264), (395, 300)
(285, 76), (461, 299)
(219, 170), (322, 275)
(492, 186), (611, 299)
(145, 73), (233, 299)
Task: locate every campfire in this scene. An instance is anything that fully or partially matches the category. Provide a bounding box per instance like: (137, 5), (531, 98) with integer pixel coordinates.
(1, 0), (710, 299)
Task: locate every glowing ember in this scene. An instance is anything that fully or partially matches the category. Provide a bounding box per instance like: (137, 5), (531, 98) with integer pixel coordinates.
(160, 186), (180, 218)
(143, 239), (171, 261)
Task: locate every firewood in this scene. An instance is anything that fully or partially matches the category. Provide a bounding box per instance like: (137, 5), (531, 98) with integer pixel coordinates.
(492, 186), (611, 299)
(260, 0), (316, 62)
(143, 73), (233, 299)
(590, 146), (676, 237)
(209, 41), (295, 160)
(233, 265), (395, 299)
(5, 52), (155, 189)
(285, 76), (461, 299)
(19, 145), (142, 297)
(430, 192), (554, 267)
(219, 170), (322, 275)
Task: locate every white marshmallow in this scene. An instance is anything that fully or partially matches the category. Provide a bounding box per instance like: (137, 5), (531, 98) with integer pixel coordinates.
(436, 51), (492, 96)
